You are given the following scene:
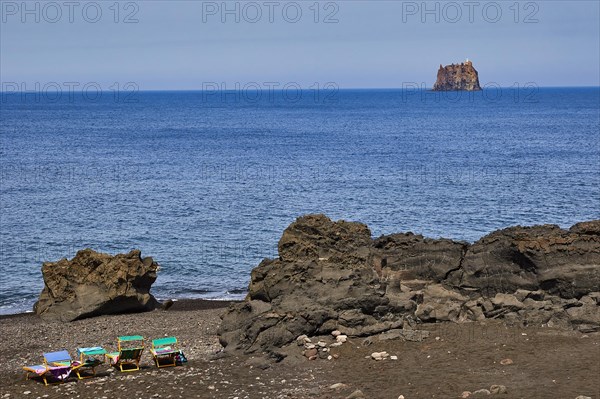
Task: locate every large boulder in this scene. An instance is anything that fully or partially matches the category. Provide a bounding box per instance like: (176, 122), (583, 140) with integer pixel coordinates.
(34, 249), (160, 322)
(220, 215), (386, 357)
(219, 215), (600, 358)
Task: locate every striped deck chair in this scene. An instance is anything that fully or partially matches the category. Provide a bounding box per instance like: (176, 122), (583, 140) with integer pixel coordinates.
(150, 337), (179, 368)
(74, 347), (107, 379)
(105, 336), (144, 372)
(23, 350), (72, 385)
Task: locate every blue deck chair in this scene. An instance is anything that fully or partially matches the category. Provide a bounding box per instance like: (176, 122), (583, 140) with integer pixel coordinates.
(23, 350), (72, 385)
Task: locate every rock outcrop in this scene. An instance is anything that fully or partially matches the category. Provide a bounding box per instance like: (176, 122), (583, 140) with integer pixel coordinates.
(432, 60), (482, 91)
(34, 249), (160, 322)
(446, 222), (600, 299)
(219, 215), (600, 359)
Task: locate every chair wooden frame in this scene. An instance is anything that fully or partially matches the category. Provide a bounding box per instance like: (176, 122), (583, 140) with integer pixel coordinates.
(23, 350), (73, 386)
(74, 347), (107, 379)
(105, 336), (145, 372)
(150, 337), (179, 368)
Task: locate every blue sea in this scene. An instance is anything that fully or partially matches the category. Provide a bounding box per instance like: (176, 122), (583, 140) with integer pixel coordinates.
(1, 87), (599, 315)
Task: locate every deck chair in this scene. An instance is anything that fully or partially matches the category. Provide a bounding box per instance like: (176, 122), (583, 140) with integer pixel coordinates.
(150, 337), (180, 368)
(23, 350), (72, 385)
(105, 336), (144, 372)
(74, 347), (107, 379)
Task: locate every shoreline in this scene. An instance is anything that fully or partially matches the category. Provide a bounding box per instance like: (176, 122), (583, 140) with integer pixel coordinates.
(0, 298), (240, 320)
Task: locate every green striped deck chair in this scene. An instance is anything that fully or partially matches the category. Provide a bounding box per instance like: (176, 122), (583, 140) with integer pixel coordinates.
(74, 347), (107, 379)
(105, 336), (144, 372)
(150, 337), (179, 368)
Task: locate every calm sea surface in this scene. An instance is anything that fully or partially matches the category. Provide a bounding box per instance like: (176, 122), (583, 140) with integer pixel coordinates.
(1, 88), (599, 314)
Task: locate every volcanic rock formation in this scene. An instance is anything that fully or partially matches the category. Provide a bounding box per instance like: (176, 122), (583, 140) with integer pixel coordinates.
(34, 249), (160, 321)
(433, 60), (482, 91)
(219, 215), (600, 359)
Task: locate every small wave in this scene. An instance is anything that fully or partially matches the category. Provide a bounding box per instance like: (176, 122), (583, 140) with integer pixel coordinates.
(0, 297), (36, 316)
(226, 288), (248, 295)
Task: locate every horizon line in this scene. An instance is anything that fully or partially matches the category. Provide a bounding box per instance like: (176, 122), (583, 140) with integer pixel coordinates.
(1, 85), (599, 94)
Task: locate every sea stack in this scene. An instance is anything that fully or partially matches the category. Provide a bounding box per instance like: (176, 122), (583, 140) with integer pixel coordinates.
(433, 60), (482, 91)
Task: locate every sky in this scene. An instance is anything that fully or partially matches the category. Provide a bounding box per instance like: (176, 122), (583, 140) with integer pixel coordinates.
(1, 1), (599, 90)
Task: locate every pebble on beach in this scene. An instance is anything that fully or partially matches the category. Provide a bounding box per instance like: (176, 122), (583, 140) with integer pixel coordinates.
(490, 384), (507, 394)
(346, 389), (365, 398)
(371, 352), (389, 361)
(336, 335), (348, 343)
(329, 382), (348, 390)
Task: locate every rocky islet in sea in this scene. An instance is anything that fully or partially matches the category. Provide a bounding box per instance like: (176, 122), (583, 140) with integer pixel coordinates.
(433, 60), (482, 91)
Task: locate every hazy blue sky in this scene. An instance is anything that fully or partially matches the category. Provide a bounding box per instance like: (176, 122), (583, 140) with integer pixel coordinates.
(1, 1), (599, 89)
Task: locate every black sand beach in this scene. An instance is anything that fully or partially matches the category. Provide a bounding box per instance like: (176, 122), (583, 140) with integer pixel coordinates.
(1, 299), (598, 399)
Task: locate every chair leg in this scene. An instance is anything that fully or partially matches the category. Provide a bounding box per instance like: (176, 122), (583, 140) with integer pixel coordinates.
(118, 361), (140, 372)
(155, 355), (177, 368)
(76, 367), (95, 380)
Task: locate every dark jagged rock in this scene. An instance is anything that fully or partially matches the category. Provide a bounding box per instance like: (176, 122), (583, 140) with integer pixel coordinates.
(570, 220), (600, 235)
(433, 60), (482, 91)
(277, 214), (372, 264)
(220, 216), (380, 355)
(447, 224), (600, 299)
(372, 233), (467, 283)
(219, 215), (600, 358)
(34, 249), (160, 322)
